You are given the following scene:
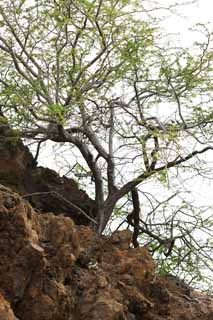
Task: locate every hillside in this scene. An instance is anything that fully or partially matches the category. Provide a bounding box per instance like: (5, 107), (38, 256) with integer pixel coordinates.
(0, 126), (213, 320)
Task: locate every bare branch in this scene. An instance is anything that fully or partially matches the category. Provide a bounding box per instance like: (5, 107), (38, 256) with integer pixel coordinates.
(22, 191), (97, 225)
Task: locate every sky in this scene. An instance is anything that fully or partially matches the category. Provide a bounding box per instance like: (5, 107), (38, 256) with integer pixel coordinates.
(146, 0), (211, 45)
(38, 0), (213, 205)
(173, 0), (213, 27)
(162, 0), (213, 206)
(28, 0), (212, 288)
(160, 1), (213, 286)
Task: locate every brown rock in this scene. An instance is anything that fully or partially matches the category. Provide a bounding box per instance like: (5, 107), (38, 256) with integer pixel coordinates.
(103, 246), (155, 285)
(77, 289), (125, 320)
(0, 127), (95, 225)
(110, 230), (132, 250)
(0, 180), (213, 319)
(0, 125), (34, 193)
(126, 287), (153, 314)
(97, 275), (108, 288)
(0, 187), (79, 319)
(27, 167), (96, 225)
(0, 293), (18, 320)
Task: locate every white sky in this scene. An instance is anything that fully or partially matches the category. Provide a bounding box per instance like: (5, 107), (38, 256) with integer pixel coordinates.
(158, 0), (212, 44)
(39, 0), (213, 205)
(164, 0), (213, 206)
(35, 0), (212, 287)
(173, 0), (213, 26)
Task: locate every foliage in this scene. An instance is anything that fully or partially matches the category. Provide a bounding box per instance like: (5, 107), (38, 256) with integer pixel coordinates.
(0, 0), (212, 290)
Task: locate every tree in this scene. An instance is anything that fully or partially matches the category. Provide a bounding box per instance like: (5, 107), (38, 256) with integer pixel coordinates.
(0, 0), (212, 288)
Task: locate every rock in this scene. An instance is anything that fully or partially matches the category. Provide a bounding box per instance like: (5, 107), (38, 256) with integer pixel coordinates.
(77, 289), (125, 320)
(102, 246), (155, 286)
(110, 230), (132, 250)
(26, 167), (96, 225)
(0, 188), (79, 319)
(0, 127), (95, 225)
(0, 144), (213, 320)
(126, 287), (153, 314)
(0, 293), (18, 320)
(97, 275), (108, 288)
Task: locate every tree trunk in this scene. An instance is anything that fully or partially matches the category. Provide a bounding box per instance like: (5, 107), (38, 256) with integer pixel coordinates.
(96, 197), (118, 234)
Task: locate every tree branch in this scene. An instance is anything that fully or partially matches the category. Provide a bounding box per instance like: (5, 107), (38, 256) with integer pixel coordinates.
(22, 191), (97, 225)
(118, 146), (213, 198)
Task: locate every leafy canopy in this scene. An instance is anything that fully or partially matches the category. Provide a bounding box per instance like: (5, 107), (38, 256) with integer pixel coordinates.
(0, 0), (213, 290)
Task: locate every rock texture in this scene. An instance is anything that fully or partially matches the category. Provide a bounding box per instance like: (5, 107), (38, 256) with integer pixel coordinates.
(0, 293), (17, 320)
(0, 126), (213, 319)
(0, 124), (95, 225)
(0, 185), (213, 320)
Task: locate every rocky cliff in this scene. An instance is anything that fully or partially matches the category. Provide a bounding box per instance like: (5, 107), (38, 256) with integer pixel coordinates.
(0, 127), (213, 320)
(0, 124), (95, 226)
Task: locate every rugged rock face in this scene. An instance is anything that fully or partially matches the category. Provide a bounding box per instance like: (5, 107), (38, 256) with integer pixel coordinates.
(0, 293), (17, 320)
(0, 125), (95, 225)
(0, 126), (213, 319)
(0, 185), (213, 320)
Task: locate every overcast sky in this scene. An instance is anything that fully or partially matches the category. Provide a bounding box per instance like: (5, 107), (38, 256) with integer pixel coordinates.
(164, 0), (213, 206)
(175, 0), (212, 26)
(37, 0), (213, 206)
(158, 0), (212, 44)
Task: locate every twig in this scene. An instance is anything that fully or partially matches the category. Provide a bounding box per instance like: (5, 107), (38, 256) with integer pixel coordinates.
(22, 191), (97, 224)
